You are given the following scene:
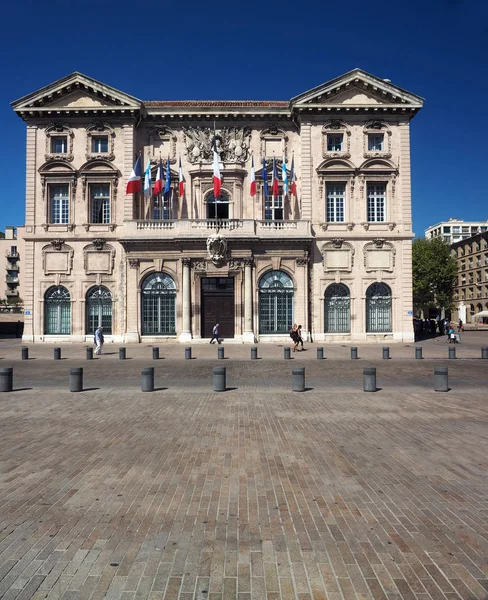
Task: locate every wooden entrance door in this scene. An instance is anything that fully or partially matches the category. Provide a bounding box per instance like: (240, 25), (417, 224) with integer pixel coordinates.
(201, 277), (235, 339)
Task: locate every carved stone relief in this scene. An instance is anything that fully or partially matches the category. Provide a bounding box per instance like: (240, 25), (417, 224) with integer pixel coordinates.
(45, 122), (74, 162)
(43, 242), (74, 275)
(363, 240), (396, 272)
(85, 122), (116, 162)
(84, 242), (115, 274)
(149, 126), (177, 164)
(321, 241), (355, 271)
(321, 120), (351, 158)
(183, 127), (251, 164)
(206, 235), (228, 265)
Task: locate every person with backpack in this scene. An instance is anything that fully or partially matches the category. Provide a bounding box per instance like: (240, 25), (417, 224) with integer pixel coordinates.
(94, 326), (104, 355)
(289, 324), (299, 352)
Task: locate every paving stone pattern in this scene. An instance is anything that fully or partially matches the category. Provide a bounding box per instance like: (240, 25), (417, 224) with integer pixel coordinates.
(0, 337), (487, 599)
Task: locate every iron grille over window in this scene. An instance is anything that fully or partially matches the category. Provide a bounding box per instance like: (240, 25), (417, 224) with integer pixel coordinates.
(86, 286), (112, 334)
(324, 283), (350, 333)
(259, 270), (293, 334)
(142, 273), (176, 335)
(44, 286), (71, 334)
(366, 282), (392, 333)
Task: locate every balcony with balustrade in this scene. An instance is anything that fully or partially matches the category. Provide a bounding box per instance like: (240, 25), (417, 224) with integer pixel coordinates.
(122, 219), (312, 241)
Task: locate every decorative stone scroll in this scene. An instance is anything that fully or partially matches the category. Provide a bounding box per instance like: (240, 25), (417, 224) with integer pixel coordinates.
(321, 241), (355, 272)
(363, 240), (396, 272)
(43, 242), (74, 275)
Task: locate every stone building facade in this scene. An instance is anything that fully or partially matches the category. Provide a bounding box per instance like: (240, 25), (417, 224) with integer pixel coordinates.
(451, 232), (488, 325)
(11, 69), (423, 343)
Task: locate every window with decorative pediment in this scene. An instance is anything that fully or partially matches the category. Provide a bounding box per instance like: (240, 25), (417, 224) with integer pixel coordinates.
(322, 120), (351, 159)
(39, 161), (77, 229)
(317, 158), (355, 228)
(45, 123), (74, 162)
(363, 120), (392, 158)
(79, 161), (119, 230)
(86, 122), (115, 161)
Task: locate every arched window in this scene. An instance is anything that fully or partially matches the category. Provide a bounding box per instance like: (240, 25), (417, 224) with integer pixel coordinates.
(44, 286), (71, 334)
(259, 270), (293, 334)
(142, 273), (176, 335)
(86, 286), (112, 334)
(366, 283), (392, 333)
(206, 192), (229, 219)
(325, 283), (350, 333)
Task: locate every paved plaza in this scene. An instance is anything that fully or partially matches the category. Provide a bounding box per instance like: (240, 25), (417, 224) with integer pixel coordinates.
(0, 334), (487, 600)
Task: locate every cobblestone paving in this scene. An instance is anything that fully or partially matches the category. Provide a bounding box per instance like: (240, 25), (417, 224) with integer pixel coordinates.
(0, 337), (487, 599)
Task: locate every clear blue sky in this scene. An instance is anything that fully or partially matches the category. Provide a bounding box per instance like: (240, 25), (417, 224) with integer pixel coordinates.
(1, 0), (487, 237)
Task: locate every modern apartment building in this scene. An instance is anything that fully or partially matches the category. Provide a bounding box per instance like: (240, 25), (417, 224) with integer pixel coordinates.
(451, 232), (488, 324)
(11, 69), (423, 343)
(425, 218), (488, 245)
(0, 226), (24, 307)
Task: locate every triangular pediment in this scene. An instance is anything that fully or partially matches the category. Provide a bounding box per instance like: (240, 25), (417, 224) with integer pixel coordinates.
(11, 72), (142, 113)
(290, 68), (424, 108)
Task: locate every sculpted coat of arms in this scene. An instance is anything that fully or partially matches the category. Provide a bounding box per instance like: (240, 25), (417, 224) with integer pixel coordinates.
(206, 235), (228, 265)
(183, 127), (251, 164)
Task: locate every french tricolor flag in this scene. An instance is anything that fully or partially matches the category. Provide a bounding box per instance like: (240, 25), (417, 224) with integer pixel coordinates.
(250, 156), (256, 197)
(153, 158), (163, 195)
(213, 131), (221, 199)
(271, 156), (279, 198)
(178, 157), (185, 197)
(290, 155), (297, 197)
(126, 155), (142, 194)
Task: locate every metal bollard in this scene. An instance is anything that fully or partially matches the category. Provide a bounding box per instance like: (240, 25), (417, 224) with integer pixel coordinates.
(382, 347), (390, 360)
(218, 347), (225, 360)
(448, 347), (456, 359)
(70, 368), (83, 392)
(317, 347), (324, 360)
(434, 366), (448, 392)
(54, 347), (61, 360)
(86, 347), (93, 360)
(21, 347), (29, 360)
(292, 367), (305, 392)
(141, 367), (154, 392)
(351, 347), (358, 360)
(213, 366), (226, 392)
(152, 347), (159, 360)
(363, 367), (377, 392)
(0, 368), (13, 392)
(284, 347), (291, 360)
(185, 347), (192, 360)
(119, 347), (126, 360)
(415, 347), (423, 360)
(251, 347), (258, 360)
(482, 347), (488, 359)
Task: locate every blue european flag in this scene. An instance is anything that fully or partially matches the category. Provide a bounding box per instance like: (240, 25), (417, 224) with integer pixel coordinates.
(164, 157), (171, 196)
(262, 158), (268, 197)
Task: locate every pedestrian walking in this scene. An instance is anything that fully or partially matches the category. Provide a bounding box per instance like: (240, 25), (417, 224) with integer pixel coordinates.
(94, 326), (104, 355)
(210, 323), (220, 344)
(297, 324), (304, 351)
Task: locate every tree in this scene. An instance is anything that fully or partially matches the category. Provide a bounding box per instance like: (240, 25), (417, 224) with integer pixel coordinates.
(412, 238), (458, 315)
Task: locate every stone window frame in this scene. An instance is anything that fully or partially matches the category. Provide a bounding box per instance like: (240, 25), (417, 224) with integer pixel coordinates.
(41, 172), (77, 231)
(79, 162), (119, 231)
(203, 186), (233, 220)
(45, 123), (74, 162)
(363, 120), (392, 159)
(86, 122), (116, 162)
(260, 127), (288, 161)
(322, 120), (351, 159)
(358, 170), (397, 229)
(318, 170), (355, 230)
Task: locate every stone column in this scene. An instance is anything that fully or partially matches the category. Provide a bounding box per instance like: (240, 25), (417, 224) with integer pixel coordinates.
(179, 258), (192, 342)
(243, 259), (255, 343)
(125, 258), (141, 343)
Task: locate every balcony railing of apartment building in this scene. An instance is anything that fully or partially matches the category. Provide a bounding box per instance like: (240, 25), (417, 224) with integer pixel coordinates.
(125, 219), (312, 238)
(5, 276), (19, 284)
(6, 250), (19, 259)
(5, 289), (19, 297)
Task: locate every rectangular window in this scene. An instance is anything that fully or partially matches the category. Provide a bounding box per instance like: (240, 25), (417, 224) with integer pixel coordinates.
(49, 185), (69, 224)
(326, 184), (345, 222)
(91, 136), (109, 153)
(51, 136), (68, 153)
(264, 187), (283, 221)
(368, 134), (384, 151)
(90, 184), (110, 223)
(327, 134), (343, 152)
(367, 183), (386, 222)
